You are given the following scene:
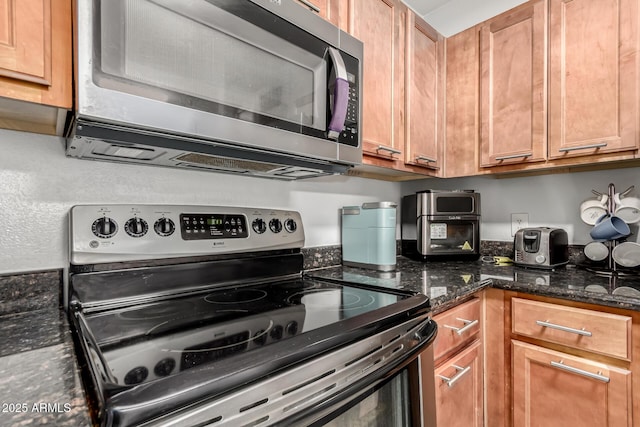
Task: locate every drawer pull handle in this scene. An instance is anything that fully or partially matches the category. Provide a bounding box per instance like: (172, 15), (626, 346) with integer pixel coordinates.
(415, 155), (436, 163)
(376, 145), (402, 156)
(495, 152), (533, 161)
(443, 318), (478, 335)
(550, 360), (610, 383)
(536, 320), (592, 337)
(296, 0), (321, 13)
(558, 142), (608, 152)
(437, 364), (471, 387)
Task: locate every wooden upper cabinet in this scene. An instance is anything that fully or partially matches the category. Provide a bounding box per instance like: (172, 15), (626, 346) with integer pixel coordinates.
(0, 0), (71, 135)
(404, 11), (443, 175)
(343, 0), (406, 163)
(293, 0), (339, 26)
(0, 0), (71, 108)
(0, 0), (50, 86)
(548, 0), (640, 159)
(480, 0), (547, 168)
(444, 26), (481, 178)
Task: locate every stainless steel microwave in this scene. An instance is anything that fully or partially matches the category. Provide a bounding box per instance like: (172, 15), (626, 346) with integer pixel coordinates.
(66, 0), (363, 179)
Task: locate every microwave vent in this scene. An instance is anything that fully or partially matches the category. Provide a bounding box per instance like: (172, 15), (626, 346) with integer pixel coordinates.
(175, 153), (328, 179)
(89, 141), (163, 161)
(175, 153), (282, 173)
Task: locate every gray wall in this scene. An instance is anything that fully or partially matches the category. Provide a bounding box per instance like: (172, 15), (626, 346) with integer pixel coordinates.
(2, 128), (639, 275)
(0, 129), (400, 274)
(402, 169), (640, 245)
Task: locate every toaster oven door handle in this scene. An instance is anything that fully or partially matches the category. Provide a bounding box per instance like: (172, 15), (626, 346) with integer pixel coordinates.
(535, 320), (593, 337)
(327, 47), (349, 140)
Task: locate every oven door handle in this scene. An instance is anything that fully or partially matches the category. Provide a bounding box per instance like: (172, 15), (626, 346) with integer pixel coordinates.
(327, 47), (349, 140)
(75, 311), (120, 384)
(285, 318), (438, 427)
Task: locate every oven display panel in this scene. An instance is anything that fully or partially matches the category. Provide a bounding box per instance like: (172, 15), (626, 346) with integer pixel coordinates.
(180, 213), (248, 240)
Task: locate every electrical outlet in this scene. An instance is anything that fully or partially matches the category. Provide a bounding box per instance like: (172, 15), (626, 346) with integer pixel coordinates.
(511, 213), (529, 236)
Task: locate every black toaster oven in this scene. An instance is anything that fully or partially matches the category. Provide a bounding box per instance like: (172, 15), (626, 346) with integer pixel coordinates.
(401, 190), (481, 261)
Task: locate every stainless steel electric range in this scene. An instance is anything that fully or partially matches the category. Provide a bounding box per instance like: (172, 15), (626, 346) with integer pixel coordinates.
(67, 204), (437, 427)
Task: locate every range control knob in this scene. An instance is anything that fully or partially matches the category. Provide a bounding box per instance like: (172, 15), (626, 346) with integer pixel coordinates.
(284, 218), (297, 233)
(92, 217), (118, 239)
(153, 358), (176, 377)
(252, 218), (266, 234)
(286, 321), (299, 336)
(154, 218), (175, 237)
(535, 254), (547, 264)
(270, 325), (283, 340)
(253, 330), (267, 346)
(125, 217), (148, 237)
(124, 366), (148, 385)
(269, 218), (282, 233)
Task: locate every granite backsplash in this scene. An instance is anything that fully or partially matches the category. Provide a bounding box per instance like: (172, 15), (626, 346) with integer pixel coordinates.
(0, 241), (591, 312)
(0, 269), (62, 315)
(302, 241), (586, 270)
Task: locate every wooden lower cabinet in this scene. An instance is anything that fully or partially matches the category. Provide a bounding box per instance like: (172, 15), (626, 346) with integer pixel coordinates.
(434, 339), (484, 427)
(512, 340), (632, 427)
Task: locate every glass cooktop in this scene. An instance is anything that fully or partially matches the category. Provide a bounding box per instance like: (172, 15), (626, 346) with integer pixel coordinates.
(82, 278), (407, 386)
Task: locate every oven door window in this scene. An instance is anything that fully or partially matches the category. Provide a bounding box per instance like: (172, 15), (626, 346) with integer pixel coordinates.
(97, 0), (328, 134)
(423, 221), (477, 253)
(321, 369), (413, 427)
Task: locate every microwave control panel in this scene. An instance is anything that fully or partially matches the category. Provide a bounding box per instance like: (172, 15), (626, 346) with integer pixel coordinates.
(337, 54), (360, 147)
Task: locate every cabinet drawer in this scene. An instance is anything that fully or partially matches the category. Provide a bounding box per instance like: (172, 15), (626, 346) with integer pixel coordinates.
(434, 340), (484, 427)
(433, 297), (481, 363)
(512, 298), (632, 360)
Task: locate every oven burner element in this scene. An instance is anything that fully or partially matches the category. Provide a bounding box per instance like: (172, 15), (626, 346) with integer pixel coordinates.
(286, 289), (376, 311)
(117, 301), (194, 320)
(204, 288), (267, 304)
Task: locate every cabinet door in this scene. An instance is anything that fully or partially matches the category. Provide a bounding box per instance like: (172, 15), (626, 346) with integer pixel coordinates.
(434, 340), (484, 427)
(480, 0), (546, 168)
(293, 0), (339, 26)
(0, 0), (50, 85)
(344, 0), (405, 162)
(404, 11), (443, 174)
(513, 340), (632, 427)
(0, 0), (71, 108)
(444, 26), (481, 177)
(548, 0), (639, 159)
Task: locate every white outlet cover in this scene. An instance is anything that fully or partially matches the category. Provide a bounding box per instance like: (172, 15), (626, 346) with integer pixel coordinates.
(511, 213), (529, 236)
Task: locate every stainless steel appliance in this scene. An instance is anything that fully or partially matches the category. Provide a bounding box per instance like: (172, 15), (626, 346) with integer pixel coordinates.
(67, 204), (437, 426)
(514, 227), (569, 269)
(401, 190), (481, 261)
(66, 0), (363, 180)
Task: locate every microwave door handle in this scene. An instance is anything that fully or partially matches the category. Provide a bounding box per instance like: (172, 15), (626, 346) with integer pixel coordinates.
(327, 47), (350, 140)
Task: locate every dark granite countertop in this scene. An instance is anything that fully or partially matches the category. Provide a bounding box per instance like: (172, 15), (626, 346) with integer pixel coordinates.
(306, 256), (640, 314)
(2, 257), (639, 426)
(0, 270), (92, 426)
